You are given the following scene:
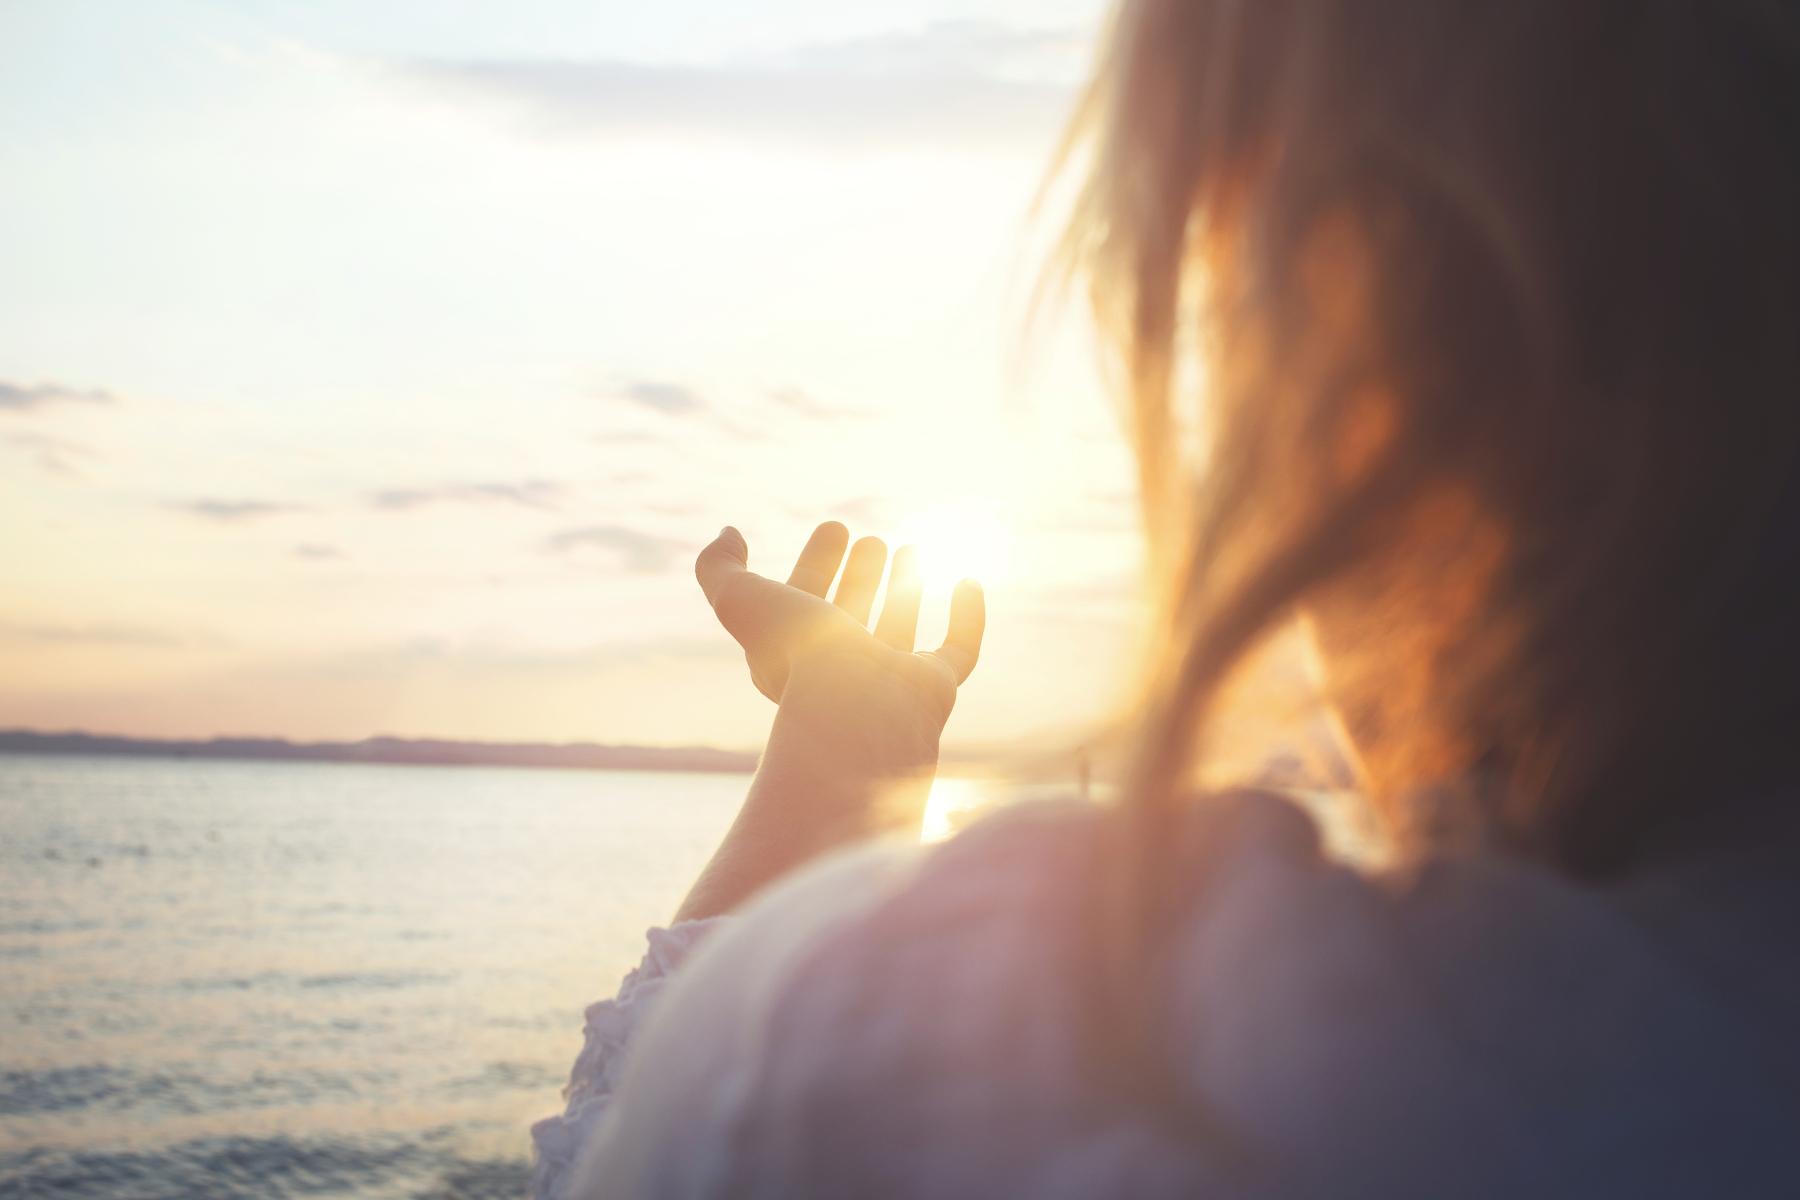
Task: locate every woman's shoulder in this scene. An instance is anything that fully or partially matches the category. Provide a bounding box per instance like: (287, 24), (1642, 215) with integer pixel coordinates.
(585, 791), (1800, 1197)
(572, 792), (1321, 1196)
(642, 793), (1356, 1193)
(671, 786), (1711, 1095)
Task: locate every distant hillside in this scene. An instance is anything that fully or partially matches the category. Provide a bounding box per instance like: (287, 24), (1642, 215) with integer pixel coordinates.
(0, 729), (759, 774)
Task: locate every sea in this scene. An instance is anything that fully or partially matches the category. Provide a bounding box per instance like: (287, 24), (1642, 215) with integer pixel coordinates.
(0, 753), (785, 1199)
(0, 748), (1372, 1199)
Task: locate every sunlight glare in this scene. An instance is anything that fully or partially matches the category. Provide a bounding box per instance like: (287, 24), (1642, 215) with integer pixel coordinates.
(892, 502), (1014, 588)
(920, 776), (996, 843)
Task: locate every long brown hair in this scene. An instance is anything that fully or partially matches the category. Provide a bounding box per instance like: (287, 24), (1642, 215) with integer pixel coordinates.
(1062, 0), (1800, 1117)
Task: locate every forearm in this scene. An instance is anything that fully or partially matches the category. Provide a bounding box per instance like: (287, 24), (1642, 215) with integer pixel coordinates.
(674, 522), (980, 923)
(674, 661), (939, 922)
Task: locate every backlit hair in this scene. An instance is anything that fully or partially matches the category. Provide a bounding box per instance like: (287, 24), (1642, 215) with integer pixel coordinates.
(1062, 0), (1800, 1114)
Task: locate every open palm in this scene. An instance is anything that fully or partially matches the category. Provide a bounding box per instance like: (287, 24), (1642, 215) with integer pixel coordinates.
(671, 521), (986, 920)
(694, 522), (985, 735)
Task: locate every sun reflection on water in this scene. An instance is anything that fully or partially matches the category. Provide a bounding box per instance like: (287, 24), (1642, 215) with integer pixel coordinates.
(920, 776), (1004, 843)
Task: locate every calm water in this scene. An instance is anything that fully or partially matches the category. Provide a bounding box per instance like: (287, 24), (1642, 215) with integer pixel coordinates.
(0, 754), (754, 1199)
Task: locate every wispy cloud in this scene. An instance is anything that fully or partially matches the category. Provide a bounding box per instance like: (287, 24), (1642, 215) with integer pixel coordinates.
(615, 382), (705, 417)
(295, 543), (347, 561)
(830, 495), (893, 527)
(769, 387), (873, 421)
(548, 525), (691, 573)
(370, 480), (564, 512)
(0, 381), (115, 412)
(4, 432), (93, 476)
(170, 498), (309, 522)
(772, 23), (1091, 85)
(604, 381), (770, 440)
(0, 621), (187, 648)
(330, 632), (738, 674)
(399, 23), (1082, 151)
(603, 382), (859, 439)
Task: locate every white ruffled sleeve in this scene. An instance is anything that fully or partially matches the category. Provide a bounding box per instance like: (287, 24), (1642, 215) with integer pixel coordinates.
(529, 918), (729, 1200)
(566, 840), (922, 1199)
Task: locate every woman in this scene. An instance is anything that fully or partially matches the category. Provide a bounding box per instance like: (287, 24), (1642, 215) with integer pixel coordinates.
(534, 0), (1800, 1195)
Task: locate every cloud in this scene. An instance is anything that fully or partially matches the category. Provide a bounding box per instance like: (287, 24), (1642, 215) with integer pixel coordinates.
(616, 382), (705, 417)
(769, 387), (873, 421)
(830, 495), (893, 527)
(399, 23), (1082, 151)
(591, 431), (664, 445)
(0, 622), (187, 648)
(370, 480), (564, 512)
(778, 23), (1090, 82)
(548, 525), (691, 573)
(295, 543), (347, 560)
(170, 498), (308, 522)
(605, 383), (852, 439)
(0, 381), (115, 411)
(4, 432), (93, 476)
(313, 632), (740, 676)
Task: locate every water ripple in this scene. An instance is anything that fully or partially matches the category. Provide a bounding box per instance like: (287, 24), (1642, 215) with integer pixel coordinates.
(0, 1134), (528, 1200)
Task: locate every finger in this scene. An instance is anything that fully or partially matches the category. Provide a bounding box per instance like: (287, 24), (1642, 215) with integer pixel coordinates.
(786, 521), (849, 598)
(872, 544), (922, 652)
(927, 578), (985, 684)
(694, 526), (749, 609)
(832, 536), (888, 627)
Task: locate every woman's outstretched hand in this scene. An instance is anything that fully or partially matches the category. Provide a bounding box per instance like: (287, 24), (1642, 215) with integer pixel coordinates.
(676, 521), (985, 922)
(696, 521), (982, 714)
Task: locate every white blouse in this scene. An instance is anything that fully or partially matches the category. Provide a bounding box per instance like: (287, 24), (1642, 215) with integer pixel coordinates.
(533, 792), (1800, 1199)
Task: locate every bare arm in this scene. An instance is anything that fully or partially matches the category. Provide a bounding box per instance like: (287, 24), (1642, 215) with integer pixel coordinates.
(674, 523), (984, 923)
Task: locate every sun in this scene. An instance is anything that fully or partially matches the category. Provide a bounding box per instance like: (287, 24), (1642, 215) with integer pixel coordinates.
(888, 502), (1014, 588)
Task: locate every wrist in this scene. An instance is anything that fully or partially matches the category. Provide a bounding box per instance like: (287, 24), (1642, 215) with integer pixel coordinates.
(749, 743), (934, 848)
(767, 649), (943, 779)
(752, 659), (941, 846)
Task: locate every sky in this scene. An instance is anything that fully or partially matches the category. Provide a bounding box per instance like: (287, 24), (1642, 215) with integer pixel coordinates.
(0, 0), (1147, 752)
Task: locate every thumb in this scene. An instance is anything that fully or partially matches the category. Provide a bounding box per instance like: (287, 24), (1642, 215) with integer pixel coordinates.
(695, 526), (749, 609)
